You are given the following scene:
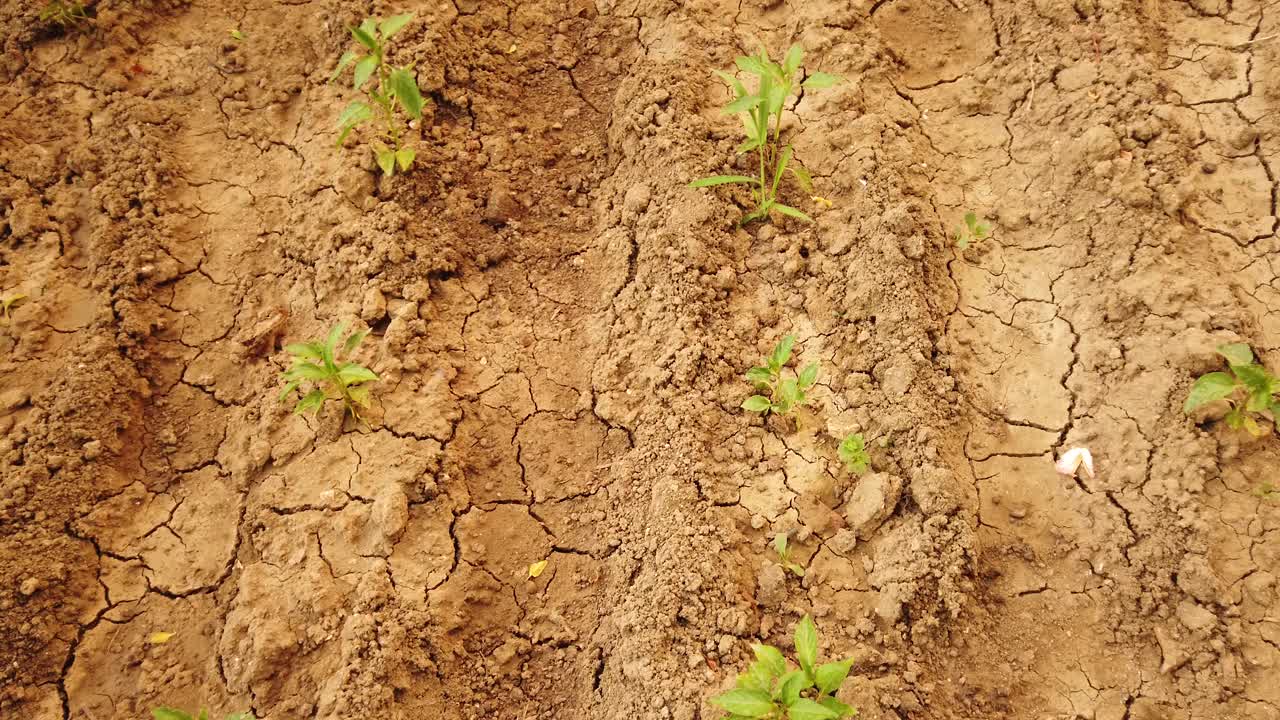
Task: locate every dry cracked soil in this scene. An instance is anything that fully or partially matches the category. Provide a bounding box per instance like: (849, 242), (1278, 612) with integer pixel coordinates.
(1, 0), (1279, 718)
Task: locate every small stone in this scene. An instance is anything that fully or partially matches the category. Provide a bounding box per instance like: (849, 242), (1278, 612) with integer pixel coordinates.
(1176, 599), (1216, 632)
(361, 287), (387, 322)
(843, 473), (904, 540)
(18, 577), (39, 596)
(82, 440), (102, 461)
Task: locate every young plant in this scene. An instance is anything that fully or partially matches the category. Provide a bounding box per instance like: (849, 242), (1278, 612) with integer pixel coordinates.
(689, 44), (840, 225)
(279, 322), (379, 422)
(1256, 482), (1279, 501)
(954, 211), (991, 249)
(1, 292), (26, 325)
(330, 14), (426, 176)
(39, 0), (91, 28)
(1184, 343), (1279, 437)
(837, 434), (870, 475)
(772, 533), (805, 578)
(742, 335), (818, 416)
(152, 710), (253, 720)
(710, 615), (857, 720)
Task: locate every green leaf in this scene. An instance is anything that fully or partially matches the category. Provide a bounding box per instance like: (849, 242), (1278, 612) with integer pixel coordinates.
(742, 395), (773, 413)
(735, 55), (768, 76)
(278, 379), (301, 403)
(776, 378), (800, 413)
(1243, 414), (1265, 437)
(323, 323), (346, 365)
(786, 562), (806, 577)
(773, 203), (814, 222)
(752, 644), (787, 678)
(376, 148), (396, 175)
(770, 335), (795, 370)
(690, 175), (759, 188)
(772, 532), (788, 558)
(358, 17), (377, 37)
(285, 342), (325, 362)
(343, 330), (367, 354)
(746, 367), (775, 387)
(350, 25), (377, 50)
(713, 69), (748, 98)
(395, 147), (416, 171)
(964, 211), (977, 230)
(797, 363), (818, 389)
(379, 13), (413, 38)
(282, 362), (330, 381)
(772, 145), (794, 194)
(777, 669), (812, 706)
(295, 389), (327, 414)
(353, 55), (377, 89)
(802, 71), (841, 89)
(336, 100), (372, 131)
(329, 50), (357, 83)
(814, 658), (853, 695)
(817, 696), (854, 718)
(736, 137), (762, 154)
(1217, 343), (1254, 367)
(1246, 388), (1272, 413)
(389, 67), (426, 119)
(152, 710), (194, 720)
(794, 616), (818, 678)
(788, 698), (839, 720)
(789, 163), (813, 193)
(224, 714), (256, 720)
(725, 93), (764, 114)
(347, 383), (373, 409)
(712, 689), (775, 718)
(1184, 372), (1237, 413)
(1233, 364), (1272, 394)
(338, 363), (378, 385)
(784, 43), (804, 76)
(737, 660), (773, 692)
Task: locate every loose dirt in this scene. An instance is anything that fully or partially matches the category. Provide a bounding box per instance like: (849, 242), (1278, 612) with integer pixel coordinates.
(1, 0), (1278, 718)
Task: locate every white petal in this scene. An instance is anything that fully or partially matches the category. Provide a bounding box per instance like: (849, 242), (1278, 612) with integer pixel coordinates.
(1054, 447), (1095, 478)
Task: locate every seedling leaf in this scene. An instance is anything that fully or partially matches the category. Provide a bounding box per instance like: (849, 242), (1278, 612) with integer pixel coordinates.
(814, 659), (853, 695)
(1217, 343), (1254, 367)
(712, 689), (775, 717)
(777, 669), (811, 705)
(395, 147), (416, 171)
(1183, 372), (1237, 413)
(742, 395), (773, 413)
(390, 67), (425, 118)
(794, 615), (818, 677)
(784, 43), (804, 76)
(350, 25), (377, 50)
(797, 363), (818, 389)
(752, 644), (787, 677)
(376, 148), (396, 176)
(725, 93), (765, 114)
(689, 175), (759, 188)
(772, 203), (814, 222)
(788, 698), (839, 720)
(152, 710), (194, 720)
(353, 55), (378, 89)
(380, 13), (413, 38)
(802, 71), (841, 89)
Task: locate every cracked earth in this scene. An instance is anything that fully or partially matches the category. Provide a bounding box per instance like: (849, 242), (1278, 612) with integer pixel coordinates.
(1, 0), (1278, 719)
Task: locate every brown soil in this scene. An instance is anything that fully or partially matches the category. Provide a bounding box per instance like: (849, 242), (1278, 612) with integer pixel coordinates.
(2, 0), (1279, 718)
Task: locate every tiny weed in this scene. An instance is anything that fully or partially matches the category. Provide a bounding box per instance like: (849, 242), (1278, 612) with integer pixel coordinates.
(152, 710), (254, 720)
(1, 293), (26, 325)
(690, 44), (841, 225)
(837, 434), (870, 475)
(39, 0), (91, 28)
(1184, 343), (1279, 437)
(229, 28), (244, 41)
(955, 211), (991, 249)
(710, 615), (857, 720)
(279, 322), (379, 422)
(330, 14), (427, 176)
(742, 335), (818, 416)
(1255, 482), (1278, 502)
(771, 533), (805, 578)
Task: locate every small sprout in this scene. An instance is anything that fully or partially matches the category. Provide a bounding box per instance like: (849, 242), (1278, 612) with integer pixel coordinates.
(279, 322), (379, 422)
(528, 559), (548, 578)
(1256, 482), (1279, 501)
(955, 211), (991, 249)
(147, 631), (175, 644)
(229, 28), (244, 40)
(772, 533), (805, 577)
(39, 0), (91, 28)
(742, 335), (818, 417)
(837, 434), (870, 475)
(690, 43), (842, 225)
(1, 293), (27, 325)
(330, 14), (428, 176)
(1184, 343), (1279, 437)
(709, 615), (858, 720)
(152, 710), (254, 720)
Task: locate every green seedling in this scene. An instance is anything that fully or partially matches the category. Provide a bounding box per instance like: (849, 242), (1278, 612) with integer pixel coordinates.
(229, 28), (244, 41)
(1255, 482), (1279, 501)
(742, 335), (818, 416)
(1, 293), (26, 325)
(330, 14), (427, 176)
(152, 710), (254, 720)
(689, 44), (841, 225)
(39, 0), (91, 27)
(955, 211), (991, 249)
(1184, 343), (1279, 437)
(710, 615), (857, 720)
(279, 322), (379, 422)
(837, 434), (870, 475)
(772, 533), (805, 578)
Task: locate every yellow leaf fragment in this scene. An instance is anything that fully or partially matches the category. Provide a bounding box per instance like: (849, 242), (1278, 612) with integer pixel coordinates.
(148, 631), (175, 644)
(528, 560), (548, 578)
